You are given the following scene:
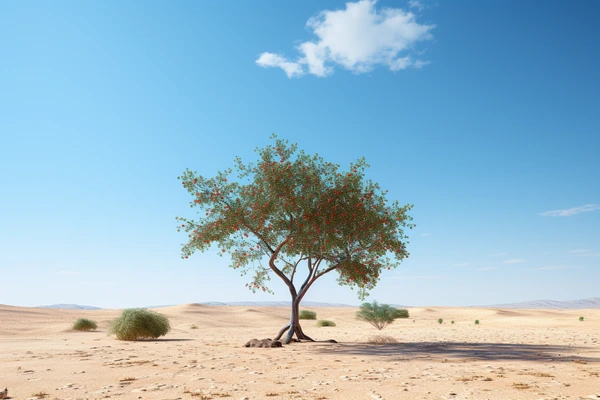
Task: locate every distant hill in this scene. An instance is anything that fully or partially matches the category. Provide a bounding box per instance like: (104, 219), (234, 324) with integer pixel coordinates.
(483, 297), (600, 310)
(37, 304), (102, 310)
(202, 298), (600, 310)
(34, 301), (358, 310)
(199, 301), (358, 307)
(34, 297), (600, 310)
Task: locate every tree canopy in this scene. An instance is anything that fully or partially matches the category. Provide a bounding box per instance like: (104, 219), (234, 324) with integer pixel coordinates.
(177, 135), (413, 342)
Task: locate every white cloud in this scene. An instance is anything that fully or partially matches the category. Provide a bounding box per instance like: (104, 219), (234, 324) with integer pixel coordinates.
(477, 267), (497, 271)
(255, 53), (304, 78)
(256, 0), (434, 78)
(413, 59), (431, 69)
(420, 233), (431, 237)
(504, 258), (525, 264)
(56, 270), (79, 276)
(453, 263), (468, 267)
(539, 204), (600, 217)
(489, 252), (508, 257)
(580, 253), (600, 257)
(408, 0), (425, 11)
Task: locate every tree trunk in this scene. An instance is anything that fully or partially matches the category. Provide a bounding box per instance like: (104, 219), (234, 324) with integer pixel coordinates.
(273, 295), (314, 344)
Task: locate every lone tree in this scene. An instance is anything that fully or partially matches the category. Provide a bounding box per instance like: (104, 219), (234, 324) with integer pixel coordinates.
(177, 136), (413, 344)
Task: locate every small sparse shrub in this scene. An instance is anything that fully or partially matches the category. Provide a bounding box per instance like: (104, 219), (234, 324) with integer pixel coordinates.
(32, 392), (49, 398)
(317, 320), (336, 327)
(579, 316), (584, 322)
(438, 318), (443, 324)
(451, 320), (455, 324)
(189, 390), (212, 399)
(355, 301), (408, 330)
(109, 308), (170, 341)
(191, 324), (198, 329)
(73, 318), (97, 331)
(513, 382), (531, 390)
(475, 319), (480, 325)
(368, 335), (398, 344)
(299, 310), (317, 320)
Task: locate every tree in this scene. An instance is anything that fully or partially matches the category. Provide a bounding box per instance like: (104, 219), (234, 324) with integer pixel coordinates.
(177, 135), (413, 344)
(356, 301), (408, 330)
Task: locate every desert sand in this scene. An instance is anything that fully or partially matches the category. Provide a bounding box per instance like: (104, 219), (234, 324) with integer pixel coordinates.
(1, 304), (599, 400)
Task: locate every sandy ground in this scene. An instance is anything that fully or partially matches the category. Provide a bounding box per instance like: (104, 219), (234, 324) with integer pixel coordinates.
(1, 304), (599, 400)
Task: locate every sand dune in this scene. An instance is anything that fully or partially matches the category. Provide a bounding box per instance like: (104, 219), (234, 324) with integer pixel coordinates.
(1, 304), (599, 399)
(487, 297), (600, 310)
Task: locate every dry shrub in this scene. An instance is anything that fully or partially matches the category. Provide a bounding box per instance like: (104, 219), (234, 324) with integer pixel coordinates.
(109, 308), (170, 341)
(73, 318), (97, 331)
(299, 310), (317, 320)
(317, 319), (336, 327)
(367, 335), (398, 344)
(356, 301), (409, 330)
(512, 382), (531, 390)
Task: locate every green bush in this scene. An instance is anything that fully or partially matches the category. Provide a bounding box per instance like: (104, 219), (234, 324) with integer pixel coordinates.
(438, 318), (443, 324)
(451, 320), (455, 324)
(317, 320), (336, 327)
(356, 301), (408, 330)
(579, 316), (584, 322)
(190, 324), (198, 329)
(475, 319), (480, 325)
(109, 309), (171, 341)
(299, 310), (317, 320)
(73, 318), (97, 331)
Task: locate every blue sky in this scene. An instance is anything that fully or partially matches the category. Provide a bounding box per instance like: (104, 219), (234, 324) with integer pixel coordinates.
(1, 0), (598, 308)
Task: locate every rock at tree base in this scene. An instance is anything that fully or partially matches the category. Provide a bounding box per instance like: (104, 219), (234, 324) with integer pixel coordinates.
(244, 339), (283, 348)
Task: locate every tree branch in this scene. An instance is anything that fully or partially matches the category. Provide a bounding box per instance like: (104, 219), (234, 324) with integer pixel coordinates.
(241, 221), (275, 255)
(268, 237), (296, 295)
(297, 262), (321, 303)
(296, 256), (323, 302)
(312, 257), (323, 275)
(290, 254), (308, 284)
(316, 265), (338, 278)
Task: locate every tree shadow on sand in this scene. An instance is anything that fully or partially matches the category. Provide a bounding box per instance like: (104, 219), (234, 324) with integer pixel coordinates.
(313, 341), (600, 363)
